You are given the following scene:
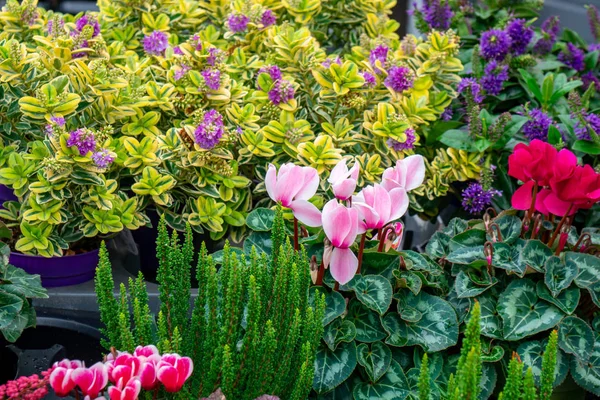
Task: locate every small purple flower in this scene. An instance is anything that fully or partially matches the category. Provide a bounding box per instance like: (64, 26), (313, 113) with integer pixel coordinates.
(558, 43), (585, 71)
(92, 149), (115, 169)
(387, 128), (416, 151)
(384, 66), (413, 93)
(201, 68), (221, 90)
(194, 109), (224, 149)
(461, 182), (502, 214)
(67, 129), (96, 155)
(581, 71), (600, 91)
(268, 79), (295, 105)
(173, 46), (184, 55)
(143, 31), (169, 56)
(256, 65), (282, 90)
(587, 5), (600, 43)
(207, 47), (224, 67)
(46, 116), (66, 135)
(457, 77), (484, 103)
(75, 15), (100, 37)
(228, 14), (249, 33)
(72, 40), (89, 58)
(236, 126), (243, 135)
(369, 45), (389, 70)
(441, 107), (453, 121)
(362, 72), (377, 88)
(480, 61), (509, 95)
(420, 0), (453, 30)
(506, 19), (534, 56)
(574, 112), (600, 141)
(522, 108), (553, 141)
(191, 34), (203, 51)
(174, 64), (191, 81)
(261, 9), (277, 27)
(47, 19), (65, 36)
(590, 43), (600, 52)
(480, 29), (512, 61)
(534, 16), (560, 55)
(322, 57), (342, 68)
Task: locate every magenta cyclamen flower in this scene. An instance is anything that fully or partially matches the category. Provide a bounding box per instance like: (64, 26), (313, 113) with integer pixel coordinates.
(522, 108), (553, 142)
(143, 31), (169, 56)
(322, 199), (360, 285)
(534, 16), (560, 55)
(420, 0), (453, 30)
(75, 14), (100, 37)
(387, 128), (416, 151)
(481, 61), (509, 95)
(362, 71), (377, 88)
(256, 65), (282, 90)
(92, 149), (115, 168)
(506, 19), (534, 55)
(71, 363), (108, 398)
(558, 43), (585, 71)
(457, 77), (484, 103)
(480, 29), (512, 61)
(462, 182), (502, 214)
(228, 14), (249, 33)
(268, 79), (295, 105)
(194, 109), (224, 149)
(67, 129), (96, 155)
(384, 65), (413, 93)
(201, 68), (221, 90)
(261, 9), (277, 27)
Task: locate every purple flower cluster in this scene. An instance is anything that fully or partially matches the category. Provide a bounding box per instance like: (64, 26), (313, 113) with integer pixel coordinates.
(481, 61), (509, 95)
(457, 77), (484, 103)
(143, 31), (169, 56)
(268, 79), (295, 105)
(387, 128), (416, 151)
(480, 29), (512, 61)
(574, 112), (600, 141)
(558, 43), (585, 71)
(506, 19), (534, 56)
(173, 46), (183, 55)
(201, 68), (221, 90)
(194, 110), (224, 149)
(522, 108), (553, 141)
(207, 48), (224, 67)
(191, 34), (203, 51)
(174, 64), (191, 81)
(322, 57), (342, 68)
(534, 16), (560, 55)
(92, 149), (115, 169)
(462, 182), (502, 214)
(384, 66), (413, 93)
(261, 9), (276, 27)
(228, 14), (249, 33)
(441, 107), (453, 121)
(75, 15), (100, 37)
(369, 45), (389, 70)
(420, 0), (453, 30)
(47, 19), (65, 36)
(67, 129), (96, 156)
(45, 116), (66, 136)
(582, 71), (600, 91)
(362, 71), (377, 88)
(256, 65), (282, 90)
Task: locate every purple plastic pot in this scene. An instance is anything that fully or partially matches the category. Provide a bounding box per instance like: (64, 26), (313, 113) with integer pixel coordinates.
(0, 184), (17, 207)
(9, 249), (100, 288)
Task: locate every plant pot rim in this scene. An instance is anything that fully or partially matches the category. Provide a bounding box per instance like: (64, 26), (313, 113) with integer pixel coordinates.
(10, 247), (100, 259)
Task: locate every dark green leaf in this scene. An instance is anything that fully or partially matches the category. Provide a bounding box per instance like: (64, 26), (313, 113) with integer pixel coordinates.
(347, 300), (387, 343)
(425, 231), (450, 259)
(245, 207), (275, 232)
(352, 360), (410, 400)
(350, 275), (393, 315)
(517, 339), (569, 387)
(558, 316), (594, 361)
(454, 270), (497, 298)
(243, 231), (272, 255)
(488, 214), (521, 244)
(572, 140), (600, 155)
(446, 245), (486, 266)
(544, 255), (576, 297)
(536, 281), (580, 315)
(399, 250), (441, 274)
(448, 229), (486, 252)
(310, 287), (346, 326)
(0, 291), (23, 329)
(439, 129), (477, 151)
(357, 342), (392, 383)
(323, 319), (356, 351)
(313, 341), (357, 394)
(393, 270), (422, 296)
(570, 336), (600, 396)
(521, 240), (553, 272)
(479, 293), (503, 340)
(568, 251), (600, 288)
(492, 242), (526, 276)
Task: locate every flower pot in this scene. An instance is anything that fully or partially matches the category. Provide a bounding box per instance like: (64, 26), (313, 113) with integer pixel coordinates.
(0, 184), (17, 208)
(551, 375), (586, 400)
(10, 249), (100, 288)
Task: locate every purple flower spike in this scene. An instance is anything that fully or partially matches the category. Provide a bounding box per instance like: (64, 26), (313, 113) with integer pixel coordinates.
(387, 128), (416, 151)
(480, 29), (512, 61)
(384, 66), (413, 93)
(194, 109), (224, 149)
(75, 14), (100, 37)
(506, 19), (534, 56)
(261, 9), (277, 27)
(143, 31), (169, 56)
(201, 68), (221, 90)
(228, 14), (249, 33)
(481, 61), (509, 95)
(256, 65), (282, 90)
(534, 16), (560, 55)
(462, 182), (502, 214)
(67, 129), (96, 156)
(92, 149), (115, 168)
(420, 0), (453, 30)
(558, 43), (585, 71)
(522, 108), (553, 142)
(362, 72), (377, 88)
(268, 79), (295, 105)
(457, 77), (484, 103)
(369, 45), (389, 71)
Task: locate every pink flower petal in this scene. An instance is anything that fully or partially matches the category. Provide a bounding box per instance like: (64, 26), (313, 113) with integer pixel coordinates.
(402, 155), (425, 191)
(330, 247), (358, 285)
(349, 163), (360, 180)
(332, 179), (357, 200)
(544, 192), (575, 216)
(511, 180), (535, 210)
(387, 187), (409, 222)
(328, 159), (348, 183)
(157, 365), (179, 393)
(295, 166), (320, 201)
(290, 199), (322, 227)
(265, 164), (277, 202)
(322, 200), (352, 246)
(177, 357), (193, 381)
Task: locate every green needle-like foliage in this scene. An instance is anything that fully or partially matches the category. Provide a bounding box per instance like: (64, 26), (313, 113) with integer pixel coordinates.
(95, 207), (324, 400)
(500, 353), (524, 400)
(419, 353), (430, 400)
(95, 242), (121, 351)
(449, 301), (482, 400)
(540, 330), (558, 400)
(522, 367), (537, 400)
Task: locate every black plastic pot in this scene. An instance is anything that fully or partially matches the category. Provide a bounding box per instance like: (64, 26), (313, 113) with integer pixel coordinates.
(131, 209), (225, 283)
(0, 317), (104, 393)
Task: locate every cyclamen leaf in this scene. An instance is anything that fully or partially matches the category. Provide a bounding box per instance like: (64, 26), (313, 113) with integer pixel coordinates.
(446, 289), (472, 324)
(492, 242), (527, 276)
(568, 252), (600, 288)
(0, 291), (24, 329)
(521, 240), (553, 272)
(350, 275), (393, 315)
(479, 293), (503, 340)
(347, 300), (387, 343)
(445, 245), (486, 266)
(442, 218), (469, 236)
(245, 207), (275, 232)
(310, 287), (346, 326)
(384, 291), (458, 352)
(488, 214), (522, 244)
(558, 316), (595, 361)
(1, 265), (47, 298)
(517, 339), (569, 387)
(313, 341), (357, 394)
(448, 229), (487, 252)
(243, 231), (272, 255)
(536, 281), (580, 315)
(497, 279), (564, 341)
(569, 335), (600, 396)
(393, 270), (422, 296)
(425, 231), (450, 259)
(357, 342), (392, 383)
(399, 251), (442, 274)
(454, 270), (497, 298)
(544, 255), (577, 297)
(481, 344), (504, 363)
(352, 360), (410, 400)
(323, 319), (357, 351)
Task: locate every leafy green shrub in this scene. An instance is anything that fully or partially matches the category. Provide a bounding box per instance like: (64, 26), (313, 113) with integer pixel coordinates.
(95, 207), (325, 399)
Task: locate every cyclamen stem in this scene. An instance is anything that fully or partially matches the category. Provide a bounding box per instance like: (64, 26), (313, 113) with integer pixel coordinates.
(316, 261), (325, 286)
(548, 203), (574, 247)
(527, 182), (539, 220)
(356, 233), (367, 274)
(334, 281), (339, 291)
(293, 217), (299, 251)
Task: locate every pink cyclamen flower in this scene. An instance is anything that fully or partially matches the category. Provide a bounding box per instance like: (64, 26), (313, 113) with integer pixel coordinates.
(375, 222), (404, 252)
(353, 184), (409, 231)
(328, 159), (359, 201)
(49, 366), (78, 397)
(107, 378), (141, 400)
(381, 155), (426, 193)
(156, 354), (193, 393)
(322, 199), (360, 285)
(133, 345), (160, 360)
(72, 362), (109, 399)
(106, 354), (142, 385)
(265, 163), (322, 227)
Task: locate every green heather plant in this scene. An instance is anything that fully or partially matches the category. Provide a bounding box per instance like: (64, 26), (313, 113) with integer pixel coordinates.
(95, 207), (325, 400)
(0, 220), (47, 342)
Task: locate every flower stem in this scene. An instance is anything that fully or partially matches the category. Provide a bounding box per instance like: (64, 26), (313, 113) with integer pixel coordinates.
(356, 233), (367, 275)
(316, 261), (325, 286)
(548, 203), (574, 248)
(293, 217), (299, 251)
(377, 226), (392, 252)
(334, 281), (339, 291)
(526, 181), (539, 221)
